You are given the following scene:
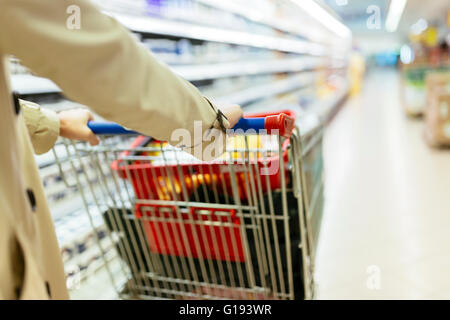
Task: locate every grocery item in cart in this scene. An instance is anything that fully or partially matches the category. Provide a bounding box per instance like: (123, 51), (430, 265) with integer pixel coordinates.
(110, 111), (295, 202)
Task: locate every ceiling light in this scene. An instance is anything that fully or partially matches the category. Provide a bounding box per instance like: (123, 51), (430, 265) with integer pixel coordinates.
(400, 44), (414, 64)
(385, 0), (408, 32)
(290, 0), (352, 39)
(410, 18), (428, 35)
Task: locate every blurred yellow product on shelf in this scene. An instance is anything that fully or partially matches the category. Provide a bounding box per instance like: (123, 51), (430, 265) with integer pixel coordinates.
(316, 72), (335, 98)
(447, 9), (450, 27)
(349, 51), (366, 96)
(426, 72), (450, 97)
(424, 72), (450, 147)
(409, 32), (421, 44)
(424, 27), (438, 48)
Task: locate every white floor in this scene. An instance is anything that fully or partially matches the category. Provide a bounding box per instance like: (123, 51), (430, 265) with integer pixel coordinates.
(315, 68), (450, 299)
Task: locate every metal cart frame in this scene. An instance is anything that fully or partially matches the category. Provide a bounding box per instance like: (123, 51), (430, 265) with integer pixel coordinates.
(52, 111), (315, 300)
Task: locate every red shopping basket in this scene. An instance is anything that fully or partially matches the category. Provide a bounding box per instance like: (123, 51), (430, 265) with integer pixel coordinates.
(136, 204), (244, 261)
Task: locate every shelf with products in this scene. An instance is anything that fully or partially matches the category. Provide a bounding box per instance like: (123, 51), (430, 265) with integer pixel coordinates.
(195, 0), (304, 37)
(11, 56), (345, 95)
(214, 73), (316, 106)
(104, 11), (328, 56)
(95, 0), (351, 51)
(143, 39), (278, 66)
(11, 74), (61, 95)
(172, 57), (332, 81)
(194, 0), (347, 46)
(242, 74), (349, 137)
(69, 253), (124, 299)
(95, 0), (278, 37)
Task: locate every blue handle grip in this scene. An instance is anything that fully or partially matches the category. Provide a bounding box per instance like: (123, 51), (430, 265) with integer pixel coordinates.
(232, 117), (265, 131)
(88, 122), (138, 135)
(88, 117), (266, 135)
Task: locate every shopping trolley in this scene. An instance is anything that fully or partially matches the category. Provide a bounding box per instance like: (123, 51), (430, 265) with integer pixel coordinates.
(53, 110), (314, 300)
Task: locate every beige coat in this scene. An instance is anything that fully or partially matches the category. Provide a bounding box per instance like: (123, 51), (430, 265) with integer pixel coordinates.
(0, 0), (227, 299)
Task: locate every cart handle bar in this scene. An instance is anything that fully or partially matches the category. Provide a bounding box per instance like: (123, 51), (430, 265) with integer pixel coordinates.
(88, 113), (294, 138)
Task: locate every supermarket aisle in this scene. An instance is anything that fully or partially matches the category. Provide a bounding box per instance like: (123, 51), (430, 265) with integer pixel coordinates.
(315, 69), (450, 299)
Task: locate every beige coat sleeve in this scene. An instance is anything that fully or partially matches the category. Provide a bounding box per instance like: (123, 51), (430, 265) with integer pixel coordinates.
(0, 0), (228, 160)
(20, 100), (60, 155)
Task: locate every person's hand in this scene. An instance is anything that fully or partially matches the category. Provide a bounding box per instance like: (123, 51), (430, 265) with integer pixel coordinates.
(219, 104), (243, 128)
(58, 109), (100, 146)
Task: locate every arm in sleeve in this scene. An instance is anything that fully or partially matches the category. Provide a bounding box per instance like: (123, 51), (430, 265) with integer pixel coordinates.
(0, 0), (227, 159)
(20, 100), (60, 155)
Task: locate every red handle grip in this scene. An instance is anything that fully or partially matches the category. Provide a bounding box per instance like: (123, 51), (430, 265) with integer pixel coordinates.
(264, 114), (295, 138)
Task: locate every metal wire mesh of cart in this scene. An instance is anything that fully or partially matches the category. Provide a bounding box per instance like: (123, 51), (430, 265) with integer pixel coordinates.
(52, 111), (314, 300)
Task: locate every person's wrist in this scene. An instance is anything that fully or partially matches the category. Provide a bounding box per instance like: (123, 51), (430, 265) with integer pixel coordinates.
(58, 113), (69, 137)
(220, 104), (243, 128)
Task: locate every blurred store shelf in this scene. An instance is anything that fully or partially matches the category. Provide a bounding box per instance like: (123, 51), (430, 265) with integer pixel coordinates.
(12, 57), (339, 95)
(11, 74), (61, 95)
(196, 0), (303, 37)
(244, 80), (350, 138)
(215, 73), (315, 106)
(69, 253), (125, 300)
(173, 57), (329, 80)
(104, 12), (327, 56)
